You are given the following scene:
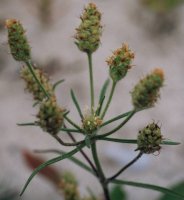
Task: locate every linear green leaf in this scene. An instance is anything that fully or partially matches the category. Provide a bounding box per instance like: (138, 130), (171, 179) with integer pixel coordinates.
(20, 143), (85, 196)
(64, 115), (83, 131)
(97, 138), (137, 144)
(101, 107), (148, 127)
(70, 89), (83, 119)
(96, 95), (105, 116)
(101, 110), (133, 127)
(161, 141), (180, 145)
(97, 138), (180, 146)
(35, 149), (94, 176)
(95, 79), (110, 115)
(111, 179), (184, 199)
(60, 127), (82, 133)
(53, 79), (65, 91)
(99, 79), (110, 105)
(17, 122), (37, 126)
(158, 181), (184, 200)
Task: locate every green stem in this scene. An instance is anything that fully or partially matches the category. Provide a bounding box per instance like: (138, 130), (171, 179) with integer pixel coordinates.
(91, 142), (104, 181)
(25, 61), (49, 99)
(87, 53), (95, 112)
(101, 81), (116, 119)
(63, 123), (98, 177)
(91, 142), (111, 200)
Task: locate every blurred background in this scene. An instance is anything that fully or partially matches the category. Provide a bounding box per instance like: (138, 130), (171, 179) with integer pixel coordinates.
(0, 0), (184, 200)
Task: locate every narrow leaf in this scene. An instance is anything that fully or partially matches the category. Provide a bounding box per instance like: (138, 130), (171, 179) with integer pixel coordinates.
(99, 79), (110, 104)
(53, 79), (65, 91)
(158, 181), (184, 200)
(97, 138), (180, 146)
(63, 111), (70, 117)
(97, 138), (137, 144)
(161, 141), (180, 145)
(60, 127), (82, 133)
(17, 122), (37, 126)
(111, 179), (184, 199)
(35, 149), (94, 176)
(20, 144), (85, 196)
(70, 89), (83, 119)
(96, 79), (110, 115)
(101, 110), (133, 127)
(96, 95), (105, 116)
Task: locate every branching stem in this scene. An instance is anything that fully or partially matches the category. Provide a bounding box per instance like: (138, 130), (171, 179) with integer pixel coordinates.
(108, 152), (143, 181)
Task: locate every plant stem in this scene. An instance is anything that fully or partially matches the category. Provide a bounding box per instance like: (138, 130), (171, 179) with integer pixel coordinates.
(64, 124), (98, 177)
(102, 183), (111, 200)
(101, 81), (116, 119)
(91, 142), (104, 181)
(53, 135), (84, 146)
(87, 53), (95, 112)
(108, 152), (143, 181)
(91, 142), (110, 200)
(25, 60), (49, 99)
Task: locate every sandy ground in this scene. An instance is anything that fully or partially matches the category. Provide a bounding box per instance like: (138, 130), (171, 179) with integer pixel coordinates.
(0, 0), (184, 200)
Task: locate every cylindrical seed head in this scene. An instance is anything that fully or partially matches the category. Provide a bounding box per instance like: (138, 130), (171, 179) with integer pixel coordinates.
(6, 19), (31, 62)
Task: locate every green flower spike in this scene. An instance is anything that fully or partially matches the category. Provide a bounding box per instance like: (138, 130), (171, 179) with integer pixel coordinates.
(6, 19), (31, 62)
(75, 3), (102, 54)
(106, 43), (135, 82)
(131, 68), (164, 110)
(20, 66), (55, 102)
(82, 108), (102, 134)
(58, 171), (80, 200)
(37, 97), (64, 135)
(136, 122), (163, 154)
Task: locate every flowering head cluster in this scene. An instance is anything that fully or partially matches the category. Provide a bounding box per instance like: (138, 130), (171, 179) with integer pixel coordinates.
(36, 97), (64, 135)
(82, 110), (102, 134)
(58, 171), (79, 200)
(136, 122), (163, 154)
(131, 68), (164, 109)
(20, 66), (55, 101)
(106, 43), (134, 82)
(75, 3), (102, 54)
(6, 19), (31, 62)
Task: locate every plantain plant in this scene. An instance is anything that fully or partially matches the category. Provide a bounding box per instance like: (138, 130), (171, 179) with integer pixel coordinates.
(5, 3), (183, 200)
